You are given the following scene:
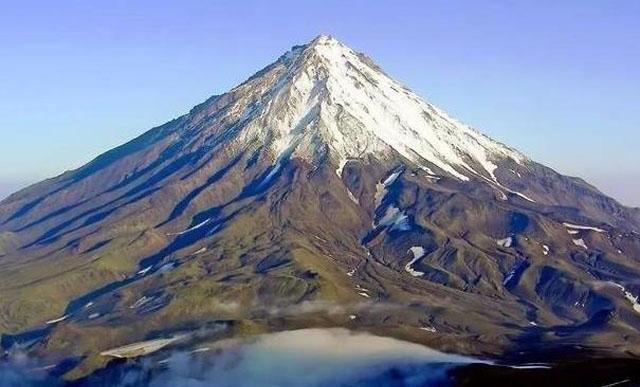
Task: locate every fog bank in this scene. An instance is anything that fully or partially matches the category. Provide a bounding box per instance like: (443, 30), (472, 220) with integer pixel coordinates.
(84, 328), (482, 386)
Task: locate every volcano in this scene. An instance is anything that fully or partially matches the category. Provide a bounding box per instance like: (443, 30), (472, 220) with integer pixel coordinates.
(1, 35), (639, 380)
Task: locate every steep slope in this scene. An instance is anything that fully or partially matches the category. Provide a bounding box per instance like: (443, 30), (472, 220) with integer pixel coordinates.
(1, 35), (639, 379)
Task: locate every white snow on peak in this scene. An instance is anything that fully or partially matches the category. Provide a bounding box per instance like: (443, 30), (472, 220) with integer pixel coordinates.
(309, 37), (525, 180)
(211, 36), (526, 182)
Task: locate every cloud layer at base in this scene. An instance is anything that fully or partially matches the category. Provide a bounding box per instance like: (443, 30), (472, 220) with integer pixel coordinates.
(82, 328), (481, 387)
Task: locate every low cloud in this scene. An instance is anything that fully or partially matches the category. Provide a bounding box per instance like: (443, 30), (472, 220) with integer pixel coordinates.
(258, 299), (407, 319)
(98, 328), (479, 387)
(0, 348), (60, 387)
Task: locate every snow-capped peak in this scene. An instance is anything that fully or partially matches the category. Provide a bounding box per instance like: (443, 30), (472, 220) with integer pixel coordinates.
(201, 35), (526, 181)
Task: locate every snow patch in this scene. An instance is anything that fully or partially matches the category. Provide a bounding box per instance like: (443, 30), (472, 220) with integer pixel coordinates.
(472, 170), (535, 203)
(374, 168), (403, 206)
(355, 284), (370, 292)
(382, 168), (403, 186)
(608, 282), (640, 315)
(508, 364), (551, 370)
(496, 237), (513, 248)
(130, 296), (152, 309)
(336, 159), (348, 177)
(503, 260), (528, 287)
(137, 266), (152, 276)
(509, 169), (522, 178)
(421, 166), (436, 175)
(624, 291), (640, 314)
(355, 284), (372, 298)
(166, 218), (211, 236)
(378, 206), (411, 231)
(503, 270), (516, 286)
(405, 246), (426, 277)
(542, 245), (549, 256)
(46, 315), (68, 325)
(257, 162), (284, 190)
(572, 238), (588, 249)
(346, 189), (359, 204)
(512, 191), (536, 203)
(563, 223), (606, 233)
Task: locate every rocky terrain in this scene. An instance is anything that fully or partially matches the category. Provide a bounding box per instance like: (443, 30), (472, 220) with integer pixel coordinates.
(1, 35), (639, 381)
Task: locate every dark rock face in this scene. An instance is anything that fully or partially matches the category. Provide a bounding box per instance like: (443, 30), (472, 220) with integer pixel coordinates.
(0, 35), (639, 380)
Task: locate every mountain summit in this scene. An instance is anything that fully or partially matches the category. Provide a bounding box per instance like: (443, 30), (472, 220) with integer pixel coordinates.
(1, 36), (639, 379)
(206, 34), (524, 182)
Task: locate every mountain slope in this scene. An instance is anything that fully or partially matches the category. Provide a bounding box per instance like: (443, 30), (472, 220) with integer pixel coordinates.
(1, 35), (639, 379)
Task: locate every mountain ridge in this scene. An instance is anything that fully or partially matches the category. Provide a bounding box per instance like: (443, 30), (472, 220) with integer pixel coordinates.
(3, 36), (637, 222)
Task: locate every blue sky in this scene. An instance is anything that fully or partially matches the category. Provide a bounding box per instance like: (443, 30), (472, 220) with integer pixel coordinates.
(1, 0), (638, 206)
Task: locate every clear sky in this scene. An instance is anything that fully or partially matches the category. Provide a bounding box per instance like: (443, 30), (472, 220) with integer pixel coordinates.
(0, 0), (638, 206)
